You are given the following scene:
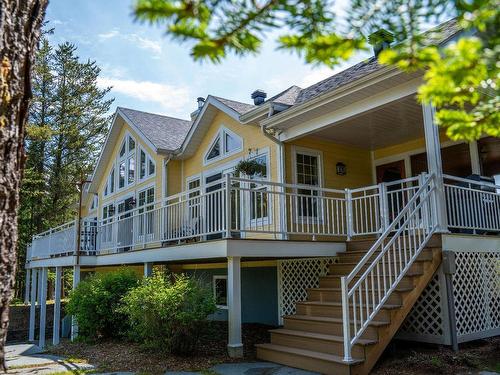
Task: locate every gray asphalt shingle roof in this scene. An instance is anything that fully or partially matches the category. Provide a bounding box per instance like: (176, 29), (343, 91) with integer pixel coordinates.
(213, 96), (256, 115)
(118, 107), (192, 152)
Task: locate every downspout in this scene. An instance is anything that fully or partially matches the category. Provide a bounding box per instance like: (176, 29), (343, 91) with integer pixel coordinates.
(261, 104), (288, 239)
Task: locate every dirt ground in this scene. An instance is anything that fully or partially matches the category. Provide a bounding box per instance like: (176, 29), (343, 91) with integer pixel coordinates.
(48, 323), (500, 375)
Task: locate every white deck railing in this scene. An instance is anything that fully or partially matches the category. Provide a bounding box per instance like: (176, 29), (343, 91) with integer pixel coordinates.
(341, 173), (437, 361)
(27, 173), (500, 260)
(444, 174), (500, 233)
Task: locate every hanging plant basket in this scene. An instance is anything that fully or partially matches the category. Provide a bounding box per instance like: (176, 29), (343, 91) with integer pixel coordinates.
(234, 159), (266, 177)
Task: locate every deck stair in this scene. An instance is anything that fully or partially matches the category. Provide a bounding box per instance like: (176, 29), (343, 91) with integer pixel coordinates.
(256, 235), (442, 375)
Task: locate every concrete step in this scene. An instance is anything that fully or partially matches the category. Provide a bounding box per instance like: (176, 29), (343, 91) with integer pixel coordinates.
(283, 314), (390, 340)
(270, 328), (376, 358)
(256, 343), (363, 375)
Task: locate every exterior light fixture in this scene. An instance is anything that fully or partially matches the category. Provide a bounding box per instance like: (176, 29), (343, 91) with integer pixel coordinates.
(336, 162), (347, 176)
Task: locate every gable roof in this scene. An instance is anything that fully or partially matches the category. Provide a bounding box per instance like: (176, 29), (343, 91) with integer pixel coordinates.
(118, 107), (192, 153)
(267, 85), (302, 106)
(212, 96), (256, 115)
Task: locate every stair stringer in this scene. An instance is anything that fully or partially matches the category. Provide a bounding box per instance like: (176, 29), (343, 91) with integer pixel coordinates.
(351, 246), (443, 375)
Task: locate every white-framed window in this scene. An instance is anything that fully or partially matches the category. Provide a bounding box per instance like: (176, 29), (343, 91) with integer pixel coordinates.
(137, 186), (155, 237)
(204, 127), (243, 165)
(102, 203), (115, 243)
(213, 275), (228, 309)
(104, 167), (115, 197)
(139, 147), (156, 181)
(247, 153), (270, 223)
(187, 176), (201, 219)
(293, 147), (323, 221)
(90, 195), (98, 211)
(117, 133), (136, 190)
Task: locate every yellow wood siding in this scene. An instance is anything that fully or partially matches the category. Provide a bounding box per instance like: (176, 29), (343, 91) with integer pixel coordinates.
(285, 136), (373, 189)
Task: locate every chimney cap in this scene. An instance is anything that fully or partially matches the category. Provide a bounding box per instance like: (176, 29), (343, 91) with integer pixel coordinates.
(251, 89), (267, 105)
(368, 29), (394, 46)
(197, 97), (205, 108)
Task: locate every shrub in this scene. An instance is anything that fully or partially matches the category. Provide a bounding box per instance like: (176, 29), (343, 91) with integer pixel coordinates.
(121, 272), (216, 355)
(66, 268), (138, 340)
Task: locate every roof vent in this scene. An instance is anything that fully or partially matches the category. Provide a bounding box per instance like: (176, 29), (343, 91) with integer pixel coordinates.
(368, 29), (394, 57)
(251, 89), (267, 105)
(197, 97), (205, 109)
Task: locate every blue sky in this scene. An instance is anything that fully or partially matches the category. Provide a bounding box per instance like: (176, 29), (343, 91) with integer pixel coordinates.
(46, 0), (368, 119)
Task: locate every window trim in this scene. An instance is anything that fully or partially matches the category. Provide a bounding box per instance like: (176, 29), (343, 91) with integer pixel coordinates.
(203, 126), (243, 166)
(138, 146), (156, 182)
(291, 146), (324, 223)
(213, 275), (228, 309)
(245, 150), (272, 227)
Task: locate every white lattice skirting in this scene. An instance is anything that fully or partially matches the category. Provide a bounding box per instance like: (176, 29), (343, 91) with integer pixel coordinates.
(277, 257), (337, 325)
(398, 249), (500, 345)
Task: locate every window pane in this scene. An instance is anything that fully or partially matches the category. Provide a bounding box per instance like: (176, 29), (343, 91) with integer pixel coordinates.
(147, 187), (155, 203)
(140, 150), (146, 179)
(214, 278), (227, 306)
(128, 136), (135, 152)
(128, 157), (135, 184)
(225, 132), (241, 153)
(296, 153), (319, 217)
(119, 161), (125, 188)
(207, 137), (221, 160)
(119, 142), (126, 158)
(148, 159), (155, 175)
(110, 168), (115, 193)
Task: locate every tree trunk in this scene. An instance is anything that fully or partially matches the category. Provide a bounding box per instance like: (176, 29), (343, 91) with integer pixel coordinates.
(0, 0), (47, 370)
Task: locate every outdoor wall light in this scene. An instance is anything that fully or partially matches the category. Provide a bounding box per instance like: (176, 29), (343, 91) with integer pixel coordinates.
(336, 162), (347, 176)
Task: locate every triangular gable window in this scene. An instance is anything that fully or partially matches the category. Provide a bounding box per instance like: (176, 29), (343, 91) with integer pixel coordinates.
(206, 136), (221, 161)
(204, 127), (242, 164)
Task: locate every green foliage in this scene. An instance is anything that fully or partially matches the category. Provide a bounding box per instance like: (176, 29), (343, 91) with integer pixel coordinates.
(234, 158), (267, 177)
(120, 272), (216, 354)
(133, 0), (499, 141)
(66, 269), (138, 341)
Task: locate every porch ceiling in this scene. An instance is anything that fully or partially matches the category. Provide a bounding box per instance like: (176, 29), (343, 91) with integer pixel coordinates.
(309, 95), (424, 150)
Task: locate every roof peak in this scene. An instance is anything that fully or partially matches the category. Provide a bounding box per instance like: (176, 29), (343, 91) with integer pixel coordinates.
(117, 106), (191, 123)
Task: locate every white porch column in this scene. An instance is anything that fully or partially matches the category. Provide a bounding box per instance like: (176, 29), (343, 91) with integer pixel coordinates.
(38, 268), (48, 349)
(24, 269), (31, 304)
(422, 103), (448, 232)
(53, 267), (62, 346)
(469, 141), (481, 175)
(37, 269), (43, 304)
(71, 265), (81, 341)
(227, 256), (243, 358)
(144, 262), (153, 277)
(28, 269), (38, 342)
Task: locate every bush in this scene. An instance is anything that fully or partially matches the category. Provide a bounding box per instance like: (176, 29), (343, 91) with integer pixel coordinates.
(66, 268), (138, 340)
(121, 272), (216, 355)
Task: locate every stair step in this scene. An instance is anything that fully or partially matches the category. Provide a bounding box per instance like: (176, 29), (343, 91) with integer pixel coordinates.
(307, 287), (412, 304)
(296, 301), (399, 323)
(320, 274), (418, 289)
(337, 248), (434, 263)
(329, 260), (424, 275)
(270, 328), (376, 358)
(256, 343), (363, 375)
(283, 314), (389, 340)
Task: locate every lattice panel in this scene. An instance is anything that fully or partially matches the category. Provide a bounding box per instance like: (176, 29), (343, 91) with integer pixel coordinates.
(399, 272), (445, 342)
(277, 257), (336, 324)
(453, 251), (500, 339)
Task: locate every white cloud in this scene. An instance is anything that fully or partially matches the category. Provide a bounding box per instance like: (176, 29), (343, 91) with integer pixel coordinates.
(124, 34), (162, 55)
(98, 29), (119, 40)
(98, 77), (191, 117)
(299, 67), (336, 88)
(97, 29), (162, 55)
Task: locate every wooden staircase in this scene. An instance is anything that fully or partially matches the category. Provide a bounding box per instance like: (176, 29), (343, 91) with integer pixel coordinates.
(256, 235), (442, 375)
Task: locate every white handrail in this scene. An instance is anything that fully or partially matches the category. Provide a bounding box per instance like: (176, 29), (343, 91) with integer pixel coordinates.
(341, 173), (437, 362)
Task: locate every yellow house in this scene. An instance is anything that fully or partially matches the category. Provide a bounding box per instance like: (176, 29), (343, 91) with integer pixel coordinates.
(25, 18), (500, 375)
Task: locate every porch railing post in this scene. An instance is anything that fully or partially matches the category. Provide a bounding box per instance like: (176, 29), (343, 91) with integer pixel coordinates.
(225, 174), (232, 239)
(345, 189), (353, 240)
(341, 276), (352, 362)
(378, 182), (389, 233)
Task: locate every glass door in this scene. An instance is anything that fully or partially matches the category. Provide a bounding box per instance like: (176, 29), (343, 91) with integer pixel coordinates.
(117, 196), (135, 252)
